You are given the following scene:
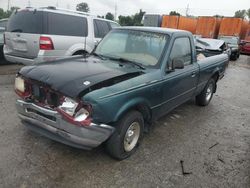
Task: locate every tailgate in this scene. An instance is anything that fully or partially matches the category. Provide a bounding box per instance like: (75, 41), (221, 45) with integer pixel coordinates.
(5, 32), (40, 59)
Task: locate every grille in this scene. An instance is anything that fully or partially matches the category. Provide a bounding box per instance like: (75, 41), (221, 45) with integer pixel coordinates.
(31, 84), (60, 107)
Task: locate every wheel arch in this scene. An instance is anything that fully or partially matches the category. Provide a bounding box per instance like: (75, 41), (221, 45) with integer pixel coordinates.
(113, 99), (152, 128)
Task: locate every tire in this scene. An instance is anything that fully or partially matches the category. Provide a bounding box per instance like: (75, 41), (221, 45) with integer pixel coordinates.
(237, 52), (240, 59)
(196, 79), (215, 106)
(230, 54), (237, 61)
(72, 51), (88, 56)
(105, 110), (144, 160)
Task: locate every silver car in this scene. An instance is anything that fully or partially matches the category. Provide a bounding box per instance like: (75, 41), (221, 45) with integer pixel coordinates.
(4, 7), (120, 65)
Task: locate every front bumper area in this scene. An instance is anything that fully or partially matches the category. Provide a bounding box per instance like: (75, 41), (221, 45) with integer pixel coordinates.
(16, 100), (115, 150)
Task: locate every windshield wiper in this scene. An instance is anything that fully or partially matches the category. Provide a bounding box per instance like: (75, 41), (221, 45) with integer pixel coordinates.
(91, 52), (107, 60)
(108, 56), (145, 70)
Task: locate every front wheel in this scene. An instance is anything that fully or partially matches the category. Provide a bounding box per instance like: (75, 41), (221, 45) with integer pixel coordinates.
(196, 79), (215, 106)
(105, 111), (144, 160)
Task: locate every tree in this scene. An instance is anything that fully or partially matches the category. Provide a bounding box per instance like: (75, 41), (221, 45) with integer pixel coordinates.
(0, 6), (20, 19)
(214, 14), (224, 18)
(76, 2), (90, 13)
(234, 10), (246, 18)
(118, 15), (134, 26)
(105, 12), (114, 21)
(118, 9), (145, 26)
(133, 9), (145, 26)
(246, 8), (250, 20)
(169, 11), (181, 16)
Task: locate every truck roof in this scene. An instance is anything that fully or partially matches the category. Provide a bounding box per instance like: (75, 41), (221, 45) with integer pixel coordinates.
(115, 26), (191, 35)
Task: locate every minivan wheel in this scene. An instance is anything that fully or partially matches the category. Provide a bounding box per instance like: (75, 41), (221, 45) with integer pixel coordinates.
(196, 79), (215, 106)
(105, 111), (144, 160)
(72, 50), (88, 56)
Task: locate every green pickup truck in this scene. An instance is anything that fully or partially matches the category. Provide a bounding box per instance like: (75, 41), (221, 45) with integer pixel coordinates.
(15, 27), (229, 159)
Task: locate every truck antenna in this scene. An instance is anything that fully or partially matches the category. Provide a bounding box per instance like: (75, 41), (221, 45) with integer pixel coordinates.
(84, 35), (87, 59)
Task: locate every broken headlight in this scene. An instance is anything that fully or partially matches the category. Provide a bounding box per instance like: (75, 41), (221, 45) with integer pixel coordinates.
(57, 97), (92, 126)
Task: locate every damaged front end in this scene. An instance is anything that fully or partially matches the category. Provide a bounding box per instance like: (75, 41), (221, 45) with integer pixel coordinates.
(15, 75), (115, 149)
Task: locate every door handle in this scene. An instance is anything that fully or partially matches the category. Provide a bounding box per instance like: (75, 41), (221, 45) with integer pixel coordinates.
(191, 72), (196, 77)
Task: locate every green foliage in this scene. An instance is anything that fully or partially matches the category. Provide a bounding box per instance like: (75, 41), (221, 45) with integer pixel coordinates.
(246, 8), (250, 20)
(76, 2), (90, 13)
(169, 11), (181, 16)
(118, 9), (145, 26)
(0, 7), (19, 19)
(214, 14), (224, 18)
(234, 10), (246, 18)
(105, 12), (114, 21)
(133, 9), (145, 26)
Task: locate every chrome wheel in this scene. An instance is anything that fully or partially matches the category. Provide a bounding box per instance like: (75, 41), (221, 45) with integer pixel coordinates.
(124, 122), (140, 152)
(206, 84), (213, 101)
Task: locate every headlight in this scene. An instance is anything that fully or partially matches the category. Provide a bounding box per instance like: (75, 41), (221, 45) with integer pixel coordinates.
(58, 97), (78, 116)
(14, 76), (31, 98)
(58, 97), (92, 126)
(15, 77), (25, 93)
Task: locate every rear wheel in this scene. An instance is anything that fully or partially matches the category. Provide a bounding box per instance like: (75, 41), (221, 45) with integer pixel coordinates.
(237, 52), (240, 59)
(196, 79), (215, 106)
(105, 111), (144, 160)
(72, 50), (88, 56)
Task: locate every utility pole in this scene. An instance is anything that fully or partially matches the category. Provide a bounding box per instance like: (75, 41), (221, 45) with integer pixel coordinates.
(28, 0), (31, 7)
(114, 1), (117, 21)
(185, 4), (190, 17)
(56, 0), (59, 7)
(7, 0), (10, 10)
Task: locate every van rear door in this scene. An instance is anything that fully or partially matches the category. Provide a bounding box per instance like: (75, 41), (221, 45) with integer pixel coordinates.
(5, 9), (43, 59)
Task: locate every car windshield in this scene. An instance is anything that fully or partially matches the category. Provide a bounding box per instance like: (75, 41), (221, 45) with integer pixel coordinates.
(220, 37), (238, 45)
(95, 29), (168, 67)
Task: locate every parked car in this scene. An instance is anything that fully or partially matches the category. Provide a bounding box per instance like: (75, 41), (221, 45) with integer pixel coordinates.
(195, 38), (231, 58)
(15, 27), (228, 159)
(218, 36), (240, 60)
(0, 19), (8, 64)
(4, 7), (120, 65)
(240, 40), (250, 55)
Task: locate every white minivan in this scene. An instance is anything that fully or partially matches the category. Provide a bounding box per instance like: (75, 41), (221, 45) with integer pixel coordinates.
(4, 7), (120, 65)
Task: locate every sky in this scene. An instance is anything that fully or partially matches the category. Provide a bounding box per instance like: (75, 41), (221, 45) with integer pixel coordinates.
(0, 0), (249, 18)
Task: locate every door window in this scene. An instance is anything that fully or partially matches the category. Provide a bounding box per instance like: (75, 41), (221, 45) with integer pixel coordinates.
(169, 37), (192, 68)
(47, 13), (88, 37)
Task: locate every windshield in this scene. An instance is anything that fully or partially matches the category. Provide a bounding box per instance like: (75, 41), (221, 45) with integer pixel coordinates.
(95, 29), (168, 67)
(220, 37), (238, 45)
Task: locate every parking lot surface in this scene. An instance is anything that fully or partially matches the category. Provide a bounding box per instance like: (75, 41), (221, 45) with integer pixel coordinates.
(0, 56), (250, 188)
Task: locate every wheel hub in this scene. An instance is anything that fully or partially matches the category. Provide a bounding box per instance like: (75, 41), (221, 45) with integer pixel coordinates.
(206, 84), (213, 101)
(124, 122), (140, 152)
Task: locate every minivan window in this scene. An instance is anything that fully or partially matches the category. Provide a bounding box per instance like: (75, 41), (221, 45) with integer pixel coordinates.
(7, 10), (43, 33)
(94, 20), (111, 38)
(48, 13), (88, 37)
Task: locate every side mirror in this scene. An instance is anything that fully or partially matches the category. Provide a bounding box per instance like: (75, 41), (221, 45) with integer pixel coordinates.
(172, 58), (184, 69)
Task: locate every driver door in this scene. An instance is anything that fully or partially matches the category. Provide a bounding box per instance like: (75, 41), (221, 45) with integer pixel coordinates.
(160, 37), (199, 115)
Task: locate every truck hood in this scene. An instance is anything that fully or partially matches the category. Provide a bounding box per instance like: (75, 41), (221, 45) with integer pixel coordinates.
(19, 56), (143, 98)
